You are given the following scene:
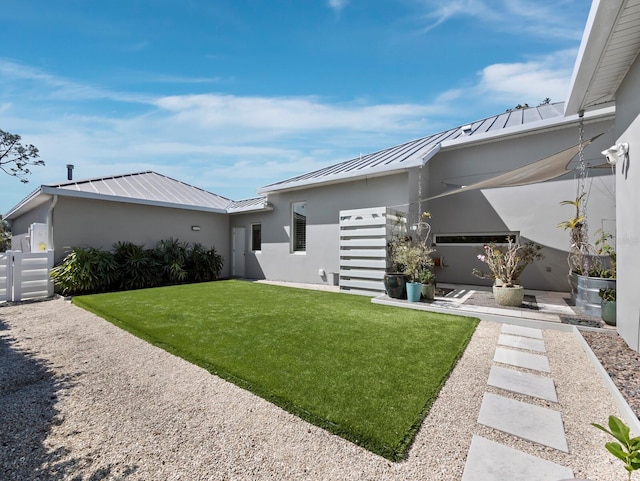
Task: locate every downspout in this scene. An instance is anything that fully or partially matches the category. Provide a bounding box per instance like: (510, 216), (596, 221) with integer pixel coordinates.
(47, 195), (58, 252)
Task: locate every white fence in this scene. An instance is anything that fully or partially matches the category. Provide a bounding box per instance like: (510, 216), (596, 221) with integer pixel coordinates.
(338, 207), (406, 296)
(0, 250), (54, 302)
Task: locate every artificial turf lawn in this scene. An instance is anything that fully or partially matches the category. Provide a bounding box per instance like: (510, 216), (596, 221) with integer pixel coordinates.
(73, 280), (479, 460)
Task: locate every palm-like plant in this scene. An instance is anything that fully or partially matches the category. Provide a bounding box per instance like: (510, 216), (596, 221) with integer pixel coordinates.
(113, 241), (159, 290)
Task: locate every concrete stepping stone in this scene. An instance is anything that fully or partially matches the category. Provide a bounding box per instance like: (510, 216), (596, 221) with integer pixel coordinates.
(488, 365), (558, 402)
(494, 347), (550, 373)
(498, 333), (546, 353)
(501, 324), (543, 339)
(461, 435), (573, 481)
(478, 393), (568, 452)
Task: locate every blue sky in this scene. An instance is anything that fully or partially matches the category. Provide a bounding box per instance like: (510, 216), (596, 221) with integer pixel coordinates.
(1, 0), (590, 212)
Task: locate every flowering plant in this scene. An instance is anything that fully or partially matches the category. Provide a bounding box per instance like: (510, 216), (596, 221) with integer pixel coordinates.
(472, 238), (543, 287)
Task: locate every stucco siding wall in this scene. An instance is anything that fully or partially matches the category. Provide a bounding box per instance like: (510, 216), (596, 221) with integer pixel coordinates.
(51, 197), (230, 276)
(614, 55), (640, 351)
(231, 174), (409, 285)
(10, 200), (52, 236)
(424, 119), (616, 291)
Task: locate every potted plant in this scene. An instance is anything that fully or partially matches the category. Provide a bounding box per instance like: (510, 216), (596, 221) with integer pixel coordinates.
(599, 287), (617, 326)
(418, 268), (436, 301)
(384, 212), (409, 299)
(392, 238), (435, 302)
(558, 197), (616, 317)
(472, 237), (543, 307)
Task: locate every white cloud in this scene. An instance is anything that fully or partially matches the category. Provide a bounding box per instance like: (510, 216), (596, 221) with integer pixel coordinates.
(415, 0), (585, 40)
(0, 61), (444, 209)
(328, 0), (349, 14)
(0, 46), (579, 212)
(475, 50), (575, 105)
(154, 94), (436, 134)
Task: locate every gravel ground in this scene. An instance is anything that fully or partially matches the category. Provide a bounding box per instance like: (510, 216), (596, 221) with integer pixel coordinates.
(0, 297), (629, 480)
(582, 329), (640, 420)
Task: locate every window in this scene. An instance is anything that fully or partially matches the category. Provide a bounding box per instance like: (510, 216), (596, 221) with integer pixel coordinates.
(292, 201), (306, 252)
(251, 223), (262, 251)
(434, 232), (519, 246)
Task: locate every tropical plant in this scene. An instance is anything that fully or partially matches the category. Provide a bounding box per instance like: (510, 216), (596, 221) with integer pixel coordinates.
(153, 238), (189, 284)
(558, 194), (593, 275)
(592, 415), (640, 481)
(50, 246), (119, 295)
(472, 237), (543, 287)
(113, 241), (159, 291)
(187, 243), (224, 282)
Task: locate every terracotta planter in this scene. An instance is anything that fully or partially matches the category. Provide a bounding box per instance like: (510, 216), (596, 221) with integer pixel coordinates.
(421, 283), (435, 301)
(383, 273), (407, 299)
(492, 285), (524, 307)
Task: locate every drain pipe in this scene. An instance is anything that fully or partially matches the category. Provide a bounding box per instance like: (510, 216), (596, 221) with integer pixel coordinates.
(47, 194), (58, 251)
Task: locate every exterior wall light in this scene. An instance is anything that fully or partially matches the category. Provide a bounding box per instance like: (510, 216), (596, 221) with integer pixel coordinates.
(601, 143), (629, 165)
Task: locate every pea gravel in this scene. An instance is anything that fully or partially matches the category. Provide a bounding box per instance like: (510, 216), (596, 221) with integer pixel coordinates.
(0, 298), (628, 480)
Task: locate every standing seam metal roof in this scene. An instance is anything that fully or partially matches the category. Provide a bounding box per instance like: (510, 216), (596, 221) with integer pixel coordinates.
(257, 102), (566, 193)
(48, 171), (232, 211)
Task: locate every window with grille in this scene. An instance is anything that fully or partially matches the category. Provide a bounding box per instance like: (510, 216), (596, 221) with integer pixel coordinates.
(292, 202), (306, 252)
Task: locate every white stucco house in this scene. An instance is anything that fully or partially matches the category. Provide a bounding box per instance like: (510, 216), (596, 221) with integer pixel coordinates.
(7, 0), (638, 350)
(6, 102), (616, 293)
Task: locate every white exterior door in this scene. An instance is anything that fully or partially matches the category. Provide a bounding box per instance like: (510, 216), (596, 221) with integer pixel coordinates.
(232, 227), (246, 278)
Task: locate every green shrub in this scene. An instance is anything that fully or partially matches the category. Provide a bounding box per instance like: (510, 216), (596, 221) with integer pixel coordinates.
(51, 239), (225, 295)
(50, 246), (118, 295)
(187, 243), (223, 282)
(153, 238), (189, 284)
(113, 241), (160, 291)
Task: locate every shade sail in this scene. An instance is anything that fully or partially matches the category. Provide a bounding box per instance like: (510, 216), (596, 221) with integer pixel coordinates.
(427, 133), (603, 201)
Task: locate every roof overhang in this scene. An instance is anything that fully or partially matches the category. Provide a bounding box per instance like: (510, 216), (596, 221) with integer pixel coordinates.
(5, 185), (229, 219)
(4, 188), (51, 220)
(565, 0), (640, 115)
(227, 201), (274, 215)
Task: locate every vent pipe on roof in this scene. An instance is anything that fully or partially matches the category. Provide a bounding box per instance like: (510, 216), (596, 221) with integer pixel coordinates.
(66, 164), (74, 181)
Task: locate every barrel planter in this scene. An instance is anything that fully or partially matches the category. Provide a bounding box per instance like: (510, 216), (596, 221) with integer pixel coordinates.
(383, 273), (407, 299)
(492, 285), (524, 307)
(574, 275), (616, 318)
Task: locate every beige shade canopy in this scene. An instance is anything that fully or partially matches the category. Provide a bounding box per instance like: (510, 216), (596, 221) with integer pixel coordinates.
(427, 133), (603, 201)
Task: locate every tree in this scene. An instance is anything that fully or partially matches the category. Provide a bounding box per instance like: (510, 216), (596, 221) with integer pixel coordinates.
(0, 129), (44, 183)
(0, 215), (10, 252)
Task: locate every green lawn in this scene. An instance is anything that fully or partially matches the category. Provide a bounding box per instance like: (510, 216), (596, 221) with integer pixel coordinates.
(73, 280), (479, 460)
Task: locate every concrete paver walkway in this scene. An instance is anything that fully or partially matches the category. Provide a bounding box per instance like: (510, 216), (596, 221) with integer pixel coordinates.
(462, 324), (573, 479)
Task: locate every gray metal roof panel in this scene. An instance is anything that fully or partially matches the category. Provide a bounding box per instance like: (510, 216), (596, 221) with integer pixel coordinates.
(47, 171), (232, 211)
(258, 102), (569, 194)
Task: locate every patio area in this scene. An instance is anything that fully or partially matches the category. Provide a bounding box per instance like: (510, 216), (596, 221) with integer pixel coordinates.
(372, 283), (613, 330)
